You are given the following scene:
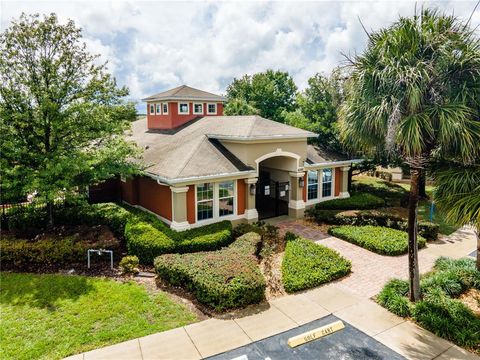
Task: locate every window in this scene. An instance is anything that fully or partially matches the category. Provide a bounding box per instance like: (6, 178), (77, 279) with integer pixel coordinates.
(218, 181), (234, 217)
(193, 103), (203, 114)
(156, 103), (161, 115)
(197, 183), (214, 220)
(178, 103), (189, 114)
(207, 103), (217, 114)
(307, 170), (318, 200)
(149, 104), (155, 115)
(322, 168), (333, 197)
(162, 103), (168, 114)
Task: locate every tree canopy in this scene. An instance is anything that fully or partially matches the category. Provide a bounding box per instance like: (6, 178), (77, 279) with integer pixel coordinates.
(225, 69), (297, 122)
(339, 8), (480, 301)
(0, 14), (140, 218)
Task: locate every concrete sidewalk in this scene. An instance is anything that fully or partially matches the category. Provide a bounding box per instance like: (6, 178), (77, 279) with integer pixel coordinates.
(65, 226), (478, 360)
(65, 282), (478, 360)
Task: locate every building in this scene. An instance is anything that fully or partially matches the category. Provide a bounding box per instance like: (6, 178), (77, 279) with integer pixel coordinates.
(92, 85), (360, 231)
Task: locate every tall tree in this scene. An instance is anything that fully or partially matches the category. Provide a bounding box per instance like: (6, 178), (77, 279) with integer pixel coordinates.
(433, 163), (480, 270)
(297, 70), (345, 151)
(340, 9), (480, 301)
(225, 70), (297, 122)
(0, 13), (140, 225)
(223, 98), (259, 116)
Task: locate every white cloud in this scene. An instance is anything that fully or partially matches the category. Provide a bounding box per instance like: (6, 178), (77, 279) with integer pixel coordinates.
(2, 0), (479, 109)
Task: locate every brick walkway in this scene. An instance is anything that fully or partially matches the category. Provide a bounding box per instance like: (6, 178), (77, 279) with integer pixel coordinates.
(276, 220), (474, 299)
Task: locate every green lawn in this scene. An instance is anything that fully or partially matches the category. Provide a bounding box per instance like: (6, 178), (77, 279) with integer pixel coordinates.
(0, 273), (197, 360)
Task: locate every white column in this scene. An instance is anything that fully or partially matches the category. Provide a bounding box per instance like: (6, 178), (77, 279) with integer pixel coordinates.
(288, 171), (306, 218)
(339, 167), (350, 198)
(244, 178), (258, 222)
(170, 186), (191, 231)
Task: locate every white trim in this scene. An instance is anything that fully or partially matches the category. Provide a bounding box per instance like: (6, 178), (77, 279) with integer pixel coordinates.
(305, 167), (337, 206)
(255, 149), (301, 174)
(194, 180), (237, 224)
(152, 170), (256, 186)
(178, 102), (190, 115)
(156, 103), (162, 115)
(149, 104), (155, 115)
(289, 171), (305, 178)
(244, 177), (258, 185)
(162, 102), (169, 115)
(305, 159), (363, 169)
(207, 103), (217, 115)
(170, 186), (189, 193)
(193, 102), (204, 115)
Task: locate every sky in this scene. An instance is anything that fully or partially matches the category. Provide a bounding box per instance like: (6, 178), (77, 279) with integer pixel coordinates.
(1, 0), (479, 111)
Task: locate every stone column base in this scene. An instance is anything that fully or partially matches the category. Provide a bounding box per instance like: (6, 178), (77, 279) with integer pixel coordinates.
(170, 221), (191, 231)
(339, 192), (350, 198)
(288, 207), (305, 218)
(244, 208), (259, 223)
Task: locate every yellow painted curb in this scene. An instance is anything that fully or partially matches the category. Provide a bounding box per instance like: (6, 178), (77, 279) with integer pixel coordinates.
(287, 320), (345, 348)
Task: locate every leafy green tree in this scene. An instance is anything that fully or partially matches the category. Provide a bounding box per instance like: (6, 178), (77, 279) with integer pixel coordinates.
(223, 98), (259, 116)
(225, 70), (297, 122)
(297, 70), (345, 151)
(0, 13), (140, 225)
(340, 9), (480, 301)
(434, 163), (480, 270)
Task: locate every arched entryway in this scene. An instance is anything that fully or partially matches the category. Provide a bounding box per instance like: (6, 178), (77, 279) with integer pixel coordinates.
(255, 153), (300, 220)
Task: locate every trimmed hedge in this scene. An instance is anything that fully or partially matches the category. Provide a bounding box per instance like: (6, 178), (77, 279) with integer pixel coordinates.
(314, 193), (385, 211)
(307, 208), (438, 240)
(154, 232), (265, 311)
(377, 258), (480, 350)
(328, 225), (426, 256)
(282, 236), (351, 293)
(0, 233), (120, 268)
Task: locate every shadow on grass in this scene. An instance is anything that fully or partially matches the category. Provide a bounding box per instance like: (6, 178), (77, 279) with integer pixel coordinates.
(0, 272), (95, 310)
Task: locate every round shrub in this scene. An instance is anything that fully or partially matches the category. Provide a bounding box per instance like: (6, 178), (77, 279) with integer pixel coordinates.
(119, 255), (139, 275)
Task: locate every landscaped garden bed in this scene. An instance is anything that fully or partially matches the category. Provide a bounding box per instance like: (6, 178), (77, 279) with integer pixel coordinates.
(281, 234), (351, 293)
(0, 272), (197, 360)
(377, 257), (480, 354)
(155, 232), (266, 311)
(328, 225), (426, 256)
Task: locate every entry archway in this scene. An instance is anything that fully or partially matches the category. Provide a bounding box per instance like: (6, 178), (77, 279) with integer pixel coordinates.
(255, 153), (300, 220)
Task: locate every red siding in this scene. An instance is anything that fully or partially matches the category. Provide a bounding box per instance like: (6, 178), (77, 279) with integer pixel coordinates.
(187, 185), (196, 224)
(120, 178), (138, 205)
(147, 101), (225, 130)
(334, 168), (341, 196)
(237, 179), (246, 215)
(134, 176), (172, 221)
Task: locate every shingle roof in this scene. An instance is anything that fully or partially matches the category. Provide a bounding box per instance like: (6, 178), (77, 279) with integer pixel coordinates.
(142, 85), (227, 102)
(306, 145), (350, 164)
(129, 115), (315, 182)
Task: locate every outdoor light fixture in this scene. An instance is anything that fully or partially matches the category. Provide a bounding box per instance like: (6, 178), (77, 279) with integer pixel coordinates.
(299, 177), (305, 188)
(249, 184), (256, 196)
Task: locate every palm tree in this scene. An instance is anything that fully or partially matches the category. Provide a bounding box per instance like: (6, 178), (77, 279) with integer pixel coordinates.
(340, 8), (480, 301)
(433, 164), (480, 270)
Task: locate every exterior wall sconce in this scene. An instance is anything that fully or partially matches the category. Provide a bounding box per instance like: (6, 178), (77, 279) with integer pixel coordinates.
(249, 184), (256, 196)
(299, 177), (305, 188)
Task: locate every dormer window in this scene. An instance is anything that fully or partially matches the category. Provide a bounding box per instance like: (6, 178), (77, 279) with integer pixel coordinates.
(178, 103), (189, 114)
(207, 103), (217, 115)
(149, 104), (155, 115)
(193, 103), (203, 114)
(162, 103), (168, 114)
(156, 104), (161, 114)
